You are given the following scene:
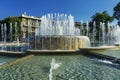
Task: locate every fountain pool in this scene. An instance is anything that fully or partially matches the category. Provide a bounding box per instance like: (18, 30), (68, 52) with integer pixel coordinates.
(0, 55), (19, 66)
(0, 54), (120, 80)
(93, 49), (120, 58)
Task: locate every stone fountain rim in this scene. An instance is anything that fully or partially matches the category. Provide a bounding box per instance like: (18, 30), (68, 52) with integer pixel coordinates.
(32, 35), (89, 38)
(80, 45), (120, 51)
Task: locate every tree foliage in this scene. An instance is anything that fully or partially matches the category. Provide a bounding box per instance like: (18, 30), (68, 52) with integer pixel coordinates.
(91, 11), (114, 40)
(92, 11), (114, 24)
(0, 16), (21, 24)
(0, 16), (22, 41)
(113, 2), (120, 25)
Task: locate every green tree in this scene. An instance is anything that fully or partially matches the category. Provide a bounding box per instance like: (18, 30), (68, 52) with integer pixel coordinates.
(0, 16), (22, 41)
(113, 2), (120, 25)
(92, 11), (113, 25)
(91, 11), (114, 40)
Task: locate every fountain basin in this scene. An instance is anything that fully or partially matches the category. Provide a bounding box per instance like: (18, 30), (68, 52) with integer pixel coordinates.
(1, 54), (120, 80)
(80, 46), (119, 51)
(114, 43), (120, 46)
(29, 36), (90, 50)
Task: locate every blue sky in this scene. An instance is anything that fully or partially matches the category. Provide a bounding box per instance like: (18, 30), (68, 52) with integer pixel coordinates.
(0, 0), (120, 22)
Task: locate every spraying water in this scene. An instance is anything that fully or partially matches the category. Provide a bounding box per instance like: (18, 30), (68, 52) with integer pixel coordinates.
(49, 58), (61, 80)
(9, 23), (13, 51)
(112, 25), (120, 44)
(1, 24), (4, 50)
(98, 59), (113, 64)
(3, 23), (7, 50)
(35, 13), (80, 36)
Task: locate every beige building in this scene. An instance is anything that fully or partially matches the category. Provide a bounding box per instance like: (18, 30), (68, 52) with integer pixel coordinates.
(19, 13), (41, 38)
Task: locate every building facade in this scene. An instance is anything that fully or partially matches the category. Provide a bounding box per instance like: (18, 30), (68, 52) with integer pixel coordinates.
(19, 13), (41, 38)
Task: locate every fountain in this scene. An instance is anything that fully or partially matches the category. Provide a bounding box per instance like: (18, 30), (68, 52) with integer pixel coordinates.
(0, 22), (28, 52)
(0, 16), (120, 52)
(0, 13), (120, 80)
(86, 21), (120, 47)
(112, 25), (120, 46)
(49, 58), (61, 80)
(29, 13), (90, 50)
